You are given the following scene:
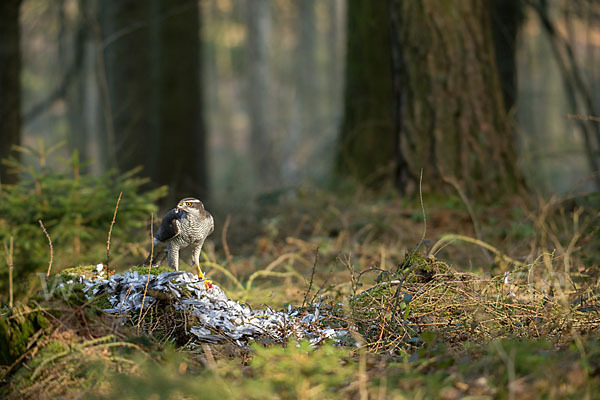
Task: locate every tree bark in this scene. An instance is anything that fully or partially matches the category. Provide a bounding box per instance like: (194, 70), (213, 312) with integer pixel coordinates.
(101, 0), (154, 171)
(337, 0), (396, 186)
(395, 0), (523, 197)
(0, 0), (22, 185)
(285, 0), (317, 183)
(156, 0), (206, 202)
(247, 0), (280, 191)
(491, 0), (524, 113)
(61, 7), (90, 167)
(101, 0), (206, 202)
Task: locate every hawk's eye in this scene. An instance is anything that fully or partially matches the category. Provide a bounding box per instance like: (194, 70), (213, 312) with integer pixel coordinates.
(186, 202), (192, 207)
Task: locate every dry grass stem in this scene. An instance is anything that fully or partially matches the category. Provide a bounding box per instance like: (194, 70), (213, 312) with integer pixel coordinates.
(3, 236), (14, 307)
(221, 214), (232, 262)
(302, 247), (319, 308)
(416, 168), (426, 249)
(139, 213), (154, 330)
(105, 191), (122, 268)
(429, 234), (527, 267)
(38, 220), (53, 278)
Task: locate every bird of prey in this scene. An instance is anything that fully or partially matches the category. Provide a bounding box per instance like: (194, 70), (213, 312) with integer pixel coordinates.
(145, 197), (214, 280)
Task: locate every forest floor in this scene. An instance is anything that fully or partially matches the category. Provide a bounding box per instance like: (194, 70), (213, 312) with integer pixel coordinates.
(1, 187), (600, 399)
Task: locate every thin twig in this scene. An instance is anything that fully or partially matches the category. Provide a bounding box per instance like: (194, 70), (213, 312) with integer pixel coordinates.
(0, 328), (46, 380)
(302, 247), (319, 308)
(310, 260), (336, 305)
(221, 214), (232, 262)
(139, 213), (154, 331)
(415, 169), (426, 249)
(566, 113), (600, 123)
(106, 192), (122, 269)
(429, 234), (526, 268)
(442, 175), (490, 262)
(3, 237), (14, 307)
(39, 220), (53, 278)
(117, 284), (134, 316)
(9, 238), (13, 308)
(390, 170), (425, 319)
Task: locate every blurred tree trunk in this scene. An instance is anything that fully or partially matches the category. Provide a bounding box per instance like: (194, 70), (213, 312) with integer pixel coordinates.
(491, 0), (524, 113)
(337, 0), (396, 186)
(101, 0), (206, 202)
(328, 0), (344, 110)
(338, 0), (524, 197)
(0, 0), (22, 185)
(59, 2), (89, 168)
(396, 0), (522, 197)
(101, 0), (154, 171)
(285, 0), (316, 183)
(247, 0), (280, 191)
(156, 0), (206, 202)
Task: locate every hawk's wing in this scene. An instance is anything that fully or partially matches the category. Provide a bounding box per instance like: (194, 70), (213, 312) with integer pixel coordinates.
(203, 210), (215, 236)
(155, 209), (183, 242)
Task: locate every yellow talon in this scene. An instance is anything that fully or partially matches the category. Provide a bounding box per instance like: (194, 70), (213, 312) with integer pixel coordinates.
(194, 264), (212, 288)
(196, 264), (205, 279)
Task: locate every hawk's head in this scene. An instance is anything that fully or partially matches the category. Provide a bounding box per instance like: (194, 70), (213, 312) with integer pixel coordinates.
(176, 197), (205, 216)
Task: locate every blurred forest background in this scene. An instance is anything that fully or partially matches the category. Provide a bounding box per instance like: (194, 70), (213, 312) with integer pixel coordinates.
(3, 2), (600, 397)
(1, 0), (600, 294)
(2, 0), (599, 204)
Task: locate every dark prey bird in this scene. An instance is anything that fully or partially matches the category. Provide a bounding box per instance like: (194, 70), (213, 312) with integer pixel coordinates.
(145, 197), (214, 280)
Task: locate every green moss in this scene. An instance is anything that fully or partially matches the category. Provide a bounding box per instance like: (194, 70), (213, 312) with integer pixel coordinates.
(54, 282), (88, 306)
(128, 265), (174, 276)
(88, 293), (112, 310)
(0, 303), (49, 365)
(350, 285), (395, 311)
(12, 339), (71, 386)
(59, 265), (100, 281)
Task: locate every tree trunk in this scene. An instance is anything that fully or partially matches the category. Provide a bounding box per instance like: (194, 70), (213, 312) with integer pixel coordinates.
(247, 0), (280, 191)
(395, 0), (523, 197)
(337, 0), (396, 186)
(101, 0), (154, 171)
(491, 0), (524, 113)
(101, 0), (206, 203)
(0, 0), (22, 185)
(337, 0), (395, 186)
(61, 7), (90, 168)
(156, 0), (206, 203)
(285, 0), (317, 183)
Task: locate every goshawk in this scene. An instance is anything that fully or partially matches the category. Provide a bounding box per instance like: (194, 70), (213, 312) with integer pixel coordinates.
(145, 197), (214, 279)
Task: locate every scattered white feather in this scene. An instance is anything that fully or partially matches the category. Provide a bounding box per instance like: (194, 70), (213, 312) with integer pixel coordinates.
(76, 270), (348, 346)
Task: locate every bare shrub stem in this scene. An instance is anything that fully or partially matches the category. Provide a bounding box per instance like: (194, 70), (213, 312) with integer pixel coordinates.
(3, 236), (14, 307)
(139, 213), (154, 331)
(106, 192), (122, 268)
(302, 247), (319, 308)
(39, 220), (53, 278)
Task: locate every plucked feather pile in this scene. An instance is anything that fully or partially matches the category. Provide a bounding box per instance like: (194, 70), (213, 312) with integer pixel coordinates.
(72, 269), (349, 346)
